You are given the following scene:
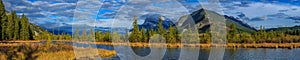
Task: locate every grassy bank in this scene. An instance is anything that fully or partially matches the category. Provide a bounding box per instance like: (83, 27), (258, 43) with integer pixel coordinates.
(0, 43), (116, 60)
(37, 49), (116, 60)
(93, 42), (300, 49)
(0, 40), (40, 43)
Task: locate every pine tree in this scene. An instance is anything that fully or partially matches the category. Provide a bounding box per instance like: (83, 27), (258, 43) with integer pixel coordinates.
(112, 30), (121, 42)
(95, 31), (102, 42)
(240, 32), (247, 43)
(205, 31), (211, 44)
(253, 32), (259, 43)
(82, 25), (87, 41)
(279, 32), (285, 43)
(263, 27), (268, 42)
(147, 29), (155, 42)
(45, 33), (52, 51)
(7, 13), (13, 40)
(167, 25), (176, 43)
(20, 14), (30, 40)
(104, 31), (111, 42)
(259, 25), (263, 39)
(28, 23), (34, 40)
(12, 11), (20, 40)
(140, 27), (146, 42)
(129, 16), (139, 42)
(59, 33), (63, 40)
(228, 23), (237, 43)
(0, 0), (7, 40)
(257, 25), (267, 43)
(158, 17), (165, 35)
(137, 29), (142, 42)
(89, 26), (94, 41)
(74, 26), (80, 40)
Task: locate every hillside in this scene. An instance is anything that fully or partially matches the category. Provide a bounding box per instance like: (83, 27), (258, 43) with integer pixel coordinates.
(30, 23), (49, 36)
(266, 26), (300, 34)
(0, 0), (49, 40)
(177, 8), (256, 33)
(138, 14), (175, 30)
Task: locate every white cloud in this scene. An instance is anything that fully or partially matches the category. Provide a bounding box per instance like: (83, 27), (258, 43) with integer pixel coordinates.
(4, 0), (300, 30)
(222, 2), (300, 19)
(220, 1), (300, 28)
(115, 0), (190, 21)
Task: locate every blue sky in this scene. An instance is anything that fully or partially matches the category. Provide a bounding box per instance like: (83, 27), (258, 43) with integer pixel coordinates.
(3, 0), (300, 31)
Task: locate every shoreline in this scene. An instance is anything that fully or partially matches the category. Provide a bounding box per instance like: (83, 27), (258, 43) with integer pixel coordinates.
(93, 42), (300, 49)
(1, 40), (300, 48)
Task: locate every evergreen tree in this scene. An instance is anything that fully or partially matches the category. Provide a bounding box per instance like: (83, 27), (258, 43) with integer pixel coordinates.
(89, 26), (94, 41)
(205, 31), (211, 44)
(279, 32), (285, 43)
(129, 16), (139, 42)
(0, 0), (7, 40)
(147, 29), (155, 42)
(104, 31), (111, 42)
(158, 17), (165, 35)
(45, 33), (52, 51)
(240, 32), (247, 43)
(112, 30), (121, 42)
(95, 31), (103, 42)
(228, 23), (237, 43)
(259, 25), (263, 41)
(59, 33), (63, 40)
(12, 11), (20, 40)
(140, 27), (146, 42)
(167, 25), (176, 43)
(20, 14), (30, 40)
(258, 25), (266, 43)
(74, 26), (80, 40)
(7, 13), (13, 40)
(82, 25), (87, 41)
(253, 32), (259, 43)
(28, 24), (34, 40)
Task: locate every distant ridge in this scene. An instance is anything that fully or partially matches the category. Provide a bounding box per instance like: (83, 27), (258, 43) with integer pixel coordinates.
(138, 14), (175, 31)
(177, 8), (257, 33)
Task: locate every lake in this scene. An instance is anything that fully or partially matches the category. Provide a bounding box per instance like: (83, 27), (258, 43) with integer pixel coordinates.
(104, 47), (300, 60)
(50, 41), (300, 60)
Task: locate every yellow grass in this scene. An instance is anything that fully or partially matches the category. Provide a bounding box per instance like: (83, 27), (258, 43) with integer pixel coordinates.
(0, 40), (40, 43)
(37, 49), (116, 60)
(0, 42), (116, 60)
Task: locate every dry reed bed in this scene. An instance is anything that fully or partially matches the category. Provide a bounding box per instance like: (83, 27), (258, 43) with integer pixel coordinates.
(37, 49), (116, 60)
(0, 43), (116, 60)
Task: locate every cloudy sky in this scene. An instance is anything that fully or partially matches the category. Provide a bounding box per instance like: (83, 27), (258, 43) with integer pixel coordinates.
(3, 0), (300, 32)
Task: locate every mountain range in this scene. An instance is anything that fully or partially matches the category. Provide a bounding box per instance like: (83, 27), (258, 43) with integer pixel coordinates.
(138, 14), (175, 30)
(138, 8), (257, 33)
(44, 9), (299, 34)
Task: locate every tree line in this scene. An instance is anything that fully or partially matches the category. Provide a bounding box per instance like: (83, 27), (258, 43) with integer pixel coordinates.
(227, 24), (300, 43)
(88, 16), (300, 44)
(36, 16), (300, 43)
(0, 0), (71, 41)
(70, 16), (179, 43)
(0, 0), (35, 40)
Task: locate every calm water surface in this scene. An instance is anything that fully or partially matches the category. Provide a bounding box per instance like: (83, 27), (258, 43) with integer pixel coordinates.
(96, 45), (300, 60)
(49, 41), (300, 60)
